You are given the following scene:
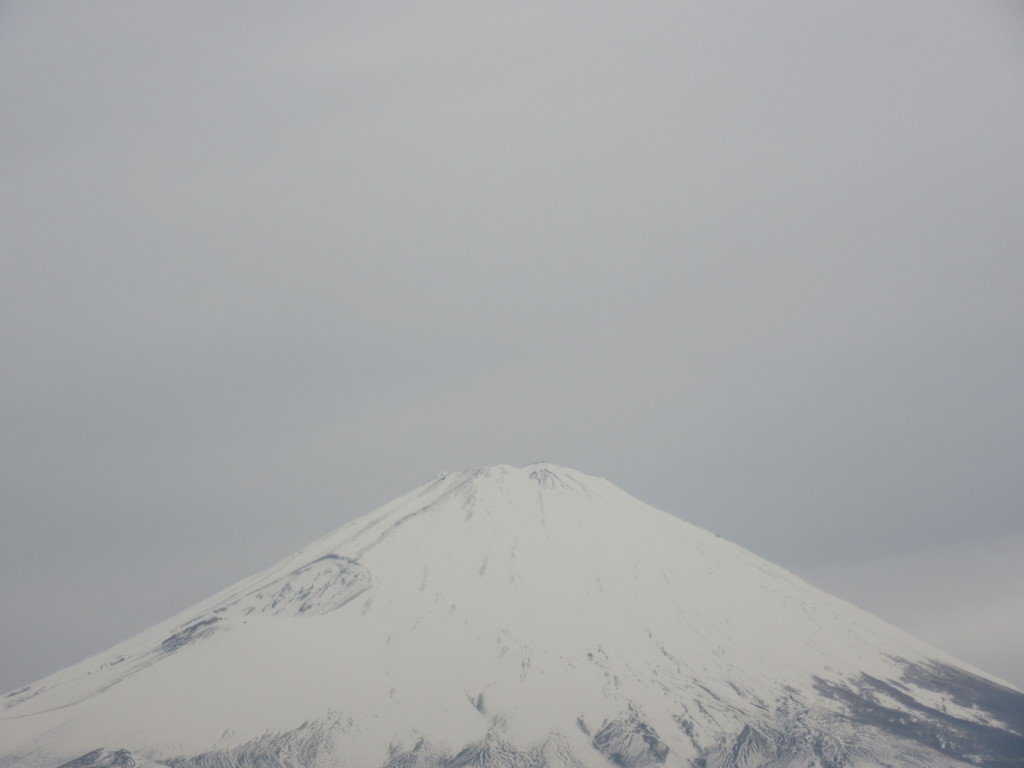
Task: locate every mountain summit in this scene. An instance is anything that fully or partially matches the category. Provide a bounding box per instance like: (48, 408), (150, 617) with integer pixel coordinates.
(2, 464), (1021, 768)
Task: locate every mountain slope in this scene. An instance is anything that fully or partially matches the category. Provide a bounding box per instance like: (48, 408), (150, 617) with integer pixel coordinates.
(1, 464), (1021, 768)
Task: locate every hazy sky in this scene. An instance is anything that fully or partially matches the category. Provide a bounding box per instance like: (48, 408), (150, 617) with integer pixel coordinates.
(2, 1), (1022, 693)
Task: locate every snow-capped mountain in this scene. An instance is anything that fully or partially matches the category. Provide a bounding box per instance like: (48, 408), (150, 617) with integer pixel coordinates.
(1, 464), (1021, 768)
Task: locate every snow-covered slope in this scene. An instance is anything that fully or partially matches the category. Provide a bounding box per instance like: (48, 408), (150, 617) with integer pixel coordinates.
(1, 464), (1021, 768)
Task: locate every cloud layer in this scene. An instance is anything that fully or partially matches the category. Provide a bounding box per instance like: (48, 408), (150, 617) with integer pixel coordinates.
(1, 1), (1022, 691)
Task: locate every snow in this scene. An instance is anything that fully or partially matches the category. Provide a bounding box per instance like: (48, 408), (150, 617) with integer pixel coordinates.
(0, 463), (1018, 768)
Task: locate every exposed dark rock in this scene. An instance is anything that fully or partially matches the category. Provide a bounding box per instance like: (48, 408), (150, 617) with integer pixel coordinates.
(160, 618), (223, 655)
(592, 710), (668, 768)
(814, 663), (1024, 768)
(58, 749), (137, 768)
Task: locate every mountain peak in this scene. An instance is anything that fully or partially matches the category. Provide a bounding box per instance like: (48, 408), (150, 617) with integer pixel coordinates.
(392, 463), (612, 525)
(2, 467), (1021, 768)
(435, 463), (602, 492)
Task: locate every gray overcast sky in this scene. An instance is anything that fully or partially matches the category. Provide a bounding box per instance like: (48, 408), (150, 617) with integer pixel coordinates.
(1, 1), (1022, 693)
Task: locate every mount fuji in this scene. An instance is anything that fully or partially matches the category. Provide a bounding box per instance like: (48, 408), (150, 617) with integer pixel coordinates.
(1, 464), (1021, 768)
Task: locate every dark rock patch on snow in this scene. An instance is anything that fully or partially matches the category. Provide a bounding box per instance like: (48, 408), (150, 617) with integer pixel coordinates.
(591, 710), (668, 768)
(160, 618), (223, 655)
(58, 749), (143, 768)
(235, 555), (371, 617)
(814, 669), (1024, 768)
